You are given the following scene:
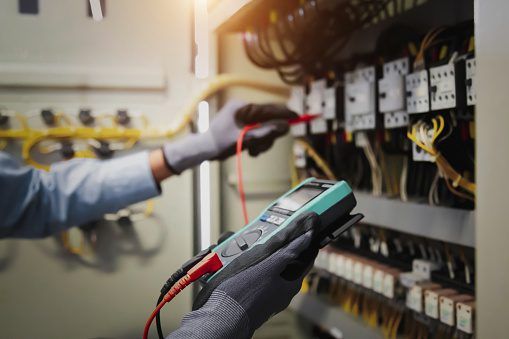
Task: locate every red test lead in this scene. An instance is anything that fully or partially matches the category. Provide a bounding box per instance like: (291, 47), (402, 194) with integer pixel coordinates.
(142, 252), (223, 339)
(236, 114), (320, 225)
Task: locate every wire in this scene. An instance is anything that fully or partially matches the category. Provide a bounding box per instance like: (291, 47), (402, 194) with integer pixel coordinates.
(236, 115), (319, 225)
(294, 139), (337, 180)
(359, 134), (383, 196)
(0, 74), (289, 168)
(407, 116), (476, 199)
(143, 252), (223, 339)
(236, 124), (261, 225)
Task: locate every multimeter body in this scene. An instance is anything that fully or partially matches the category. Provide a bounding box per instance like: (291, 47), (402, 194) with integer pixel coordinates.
(207, 178), (363, 281)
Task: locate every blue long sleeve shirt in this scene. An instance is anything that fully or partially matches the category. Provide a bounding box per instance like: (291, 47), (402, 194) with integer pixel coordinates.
(0, 151), (160, 238)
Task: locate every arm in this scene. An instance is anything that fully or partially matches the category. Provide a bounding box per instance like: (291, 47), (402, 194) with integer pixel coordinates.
(0, 100), (295, 239)
(0, 151), (161, 238)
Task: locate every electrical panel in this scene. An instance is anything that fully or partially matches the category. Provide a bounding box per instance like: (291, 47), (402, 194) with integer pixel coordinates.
(214, 0), (478, 337)
(344, 66), (376, 131)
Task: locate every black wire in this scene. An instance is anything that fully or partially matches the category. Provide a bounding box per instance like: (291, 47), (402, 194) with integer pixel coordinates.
(155, 246), (215, 339)
(156, 268), (186, 339)
(241, 0), (392, 84)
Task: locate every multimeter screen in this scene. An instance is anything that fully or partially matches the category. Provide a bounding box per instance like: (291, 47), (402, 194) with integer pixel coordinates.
(272, 186), (324, 212)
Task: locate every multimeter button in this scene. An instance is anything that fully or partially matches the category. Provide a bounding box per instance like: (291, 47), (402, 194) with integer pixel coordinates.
(242, 230), (262, 246)
(260, 214), (269, 222)
(273, 217), (285, 225)
(266, 216), (284, 225)
(221, 242), (242, 257)
(235, 236), (249, 250)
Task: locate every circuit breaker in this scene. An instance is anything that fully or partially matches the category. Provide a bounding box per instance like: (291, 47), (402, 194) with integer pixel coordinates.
(430, 64), (458, 110)
(406, 70), (430, 114)
(344, 66), (376, 131)
(306, 79), (328, 134)
(378, 57), (410, 128)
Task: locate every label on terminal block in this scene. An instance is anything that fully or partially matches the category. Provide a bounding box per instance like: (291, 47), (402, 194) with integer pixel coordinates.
(373, 268), (384, 294)
(425, 290), (440, 319)
(353, 261), (363, 285)
(335, 253), (345, 277)
(440, 296), (456, 326)
(345, 257), (354, 281)
(383, 274), (395, 299)
(456, 302), (474, 334)
(362, 264), (373, 289)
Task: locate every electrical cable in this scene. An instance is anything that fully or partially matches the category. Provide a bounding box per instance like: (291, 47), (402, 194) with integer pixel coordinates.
(236, 124), (261, 225)
(143, 252), (223, 339)
(155, 246), (215, 339)
(0, 74), (290, 168)
(236, 114), (319, 225)
(294, 139), (337, 181)
(407, 115), (476, 199)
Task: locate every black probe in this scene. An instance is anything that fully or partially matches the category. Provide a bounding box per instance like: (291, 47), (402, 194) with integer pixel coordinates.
(155, 231), (233, 339)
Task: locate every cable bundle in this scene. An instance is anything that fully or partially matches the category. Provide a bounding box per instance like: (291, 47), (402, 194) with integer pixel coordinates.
(407, 115), (476, 201)
(242, 0), (424, 84)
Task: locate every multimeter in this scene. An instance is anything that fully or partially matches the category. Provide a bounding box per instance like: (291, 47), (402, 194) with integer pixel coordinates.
(208, 178), (363, 281)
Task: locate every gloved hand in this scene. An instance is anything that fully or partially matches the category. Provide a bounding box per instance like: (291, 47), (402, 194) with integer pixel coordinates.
(163, 100), (297, 174)
(167, 213), (320, 339)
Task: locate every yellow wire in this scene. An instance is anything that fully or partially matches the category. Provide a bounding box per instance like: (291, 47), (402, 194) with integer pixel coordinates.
(407, 128), (436, 155)
(390, 311), (403, 339)
(294, 139), (337, 180)
(0, 74), (289, 168)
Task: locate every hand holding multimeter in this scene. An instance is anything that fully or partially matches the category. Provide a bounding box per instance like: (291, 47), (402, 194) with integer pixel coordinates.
(146, 178), (363, 339)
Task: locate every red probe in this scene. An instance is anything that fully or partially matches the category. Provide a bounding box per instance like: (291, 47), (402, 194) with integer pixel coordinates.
(236, 114), (319, 225)
(142, 252), (223, 339)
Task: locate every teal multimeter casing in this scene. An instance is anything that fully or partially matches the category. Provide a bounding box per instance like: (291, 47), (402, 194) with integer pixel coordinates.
(208, 178), (363, 280)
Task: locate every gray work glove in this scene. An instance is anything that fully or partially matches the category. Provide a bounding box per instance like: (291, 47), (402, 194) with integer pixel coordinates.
(167, 213), (320, 339)
(163, 100), (297, 174)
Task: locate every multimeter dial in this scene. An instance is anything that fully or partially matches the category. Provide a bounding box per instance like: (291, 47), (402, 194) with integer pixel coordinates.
(221, 229), (262, 257)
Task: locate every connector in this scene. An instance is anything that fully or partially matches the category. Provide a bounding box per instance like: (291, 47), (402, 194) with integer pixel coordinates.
(187, 252), (223, 280)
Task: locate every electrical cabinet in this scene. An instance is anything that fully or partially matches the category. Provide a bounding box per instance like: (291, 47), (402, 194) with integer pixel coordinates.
(209, 0), (509, 338)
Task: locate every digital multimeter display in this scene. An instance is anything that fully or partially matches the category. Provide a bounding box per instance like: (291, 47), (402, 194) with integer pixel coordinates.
(272, 186), (323, 212)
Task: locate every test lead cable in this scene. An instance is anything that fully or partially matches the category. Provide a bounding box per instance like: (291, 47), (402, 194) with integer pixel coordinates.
(235, 114), (320, 225)
(143, 252), (223, 339)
